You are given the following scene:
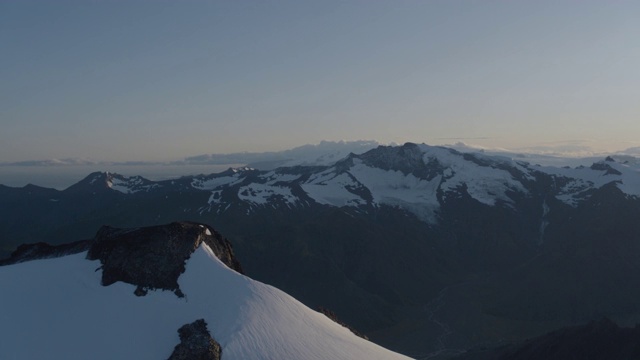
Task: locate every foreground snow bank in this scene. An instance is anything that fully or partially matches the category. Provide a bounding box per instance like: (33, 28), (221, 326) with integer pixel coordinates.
(0, 245), (411, 360)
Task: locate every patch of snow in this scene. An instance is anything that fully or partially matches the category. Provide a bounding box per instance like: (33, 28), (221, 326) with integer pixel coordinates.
(259, 171), (301, 185)
(420, 145), (528, 206)
(237, 184), (298, 206)
(104, 175), (160, 194)
(191, 174), (242, 190)
(614, 162), (640, 198)
(301, 171), (366, 207)
(110, 177), (141, 194)
(301, 145), (531, 221)
(539, 200), (550, 244)
(231, 167), (254, 173)
(536, 161), (640, 205)
(349, 163), (441, 223)
(206, 190), (223, 206)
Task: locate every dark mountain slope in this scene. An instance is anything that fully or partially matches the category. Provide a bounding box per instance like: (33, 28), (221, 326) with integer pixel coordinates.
(454, 318), (640, 360)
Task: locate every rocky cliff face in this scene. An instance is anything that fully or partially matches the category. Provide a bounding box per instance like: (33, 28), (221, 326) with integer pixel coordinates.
(87, 221), (243, 297)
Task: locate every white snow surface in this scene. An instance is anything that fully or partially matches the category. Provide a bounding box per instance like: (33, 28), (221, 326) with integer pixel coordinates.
(237, 183), (298, 206)
(349, 161), (441, 222)
(107, 175), (158, 194)
(206, 190), (223, 205)
(443, 143), (640, 205)
(191, 174), (244, 190)
(419, 145), (528, 206)
(301, 170), (367, 207)
(259, 171), (301, 185)
(535, 160), (640, 206)
(297, 145), (530, 222)
(0, 246), (411, 360)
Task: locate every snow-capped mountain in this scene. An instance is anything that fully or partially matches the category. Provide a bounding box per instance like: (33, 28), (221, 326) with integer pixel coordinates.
(0, 222), (410, 360)
(84, 143), (639, 223)
(2, 142), (640, 356)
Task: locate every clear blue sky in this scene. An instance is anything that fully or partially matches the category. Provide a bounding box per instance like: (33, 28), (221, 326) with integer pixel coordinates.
(1, 1), (639, 162)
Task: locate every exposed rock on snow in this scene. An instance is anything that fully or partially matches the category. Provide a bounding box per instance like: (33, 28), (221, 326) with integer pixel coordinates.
(87, 222), (243, 297)
(168, 319), (222, 360)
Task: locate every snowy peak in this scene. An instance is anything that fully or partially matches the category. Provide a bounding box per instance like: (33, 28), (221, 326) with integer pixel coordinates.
(166, 143), (537, 221)
(535, 157), (640, 206)
(299, 142), (532, 222)
(63, 171), (159, 194)
(0, 223), (411, 360)
(106, 172), (159, 194)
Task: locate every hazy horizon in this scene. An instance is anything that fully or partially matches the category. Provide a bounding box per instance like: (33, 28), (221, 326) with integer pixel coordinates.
(2, 138), (638, 190)
(2, 1), (639, 162)
(2, 138), (639, 165)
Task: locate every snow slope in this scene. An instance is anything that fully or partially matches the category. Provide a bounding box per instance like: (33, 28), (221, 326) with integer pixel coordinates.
(181, 143), (640, 221)
(535, 160), (640, 206)
(0, 245), (411, 360)
(297, 145), (530, 222)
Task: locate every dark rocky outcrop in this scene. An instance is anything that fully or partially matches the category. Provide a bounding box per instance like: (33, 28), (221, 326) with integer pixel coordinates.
(0, 239), (90, 266)
(590, 161), (622, 175)
(355, 142), (446, 180)
(86, 221), (243, 297)
(168, 319), (221, 360)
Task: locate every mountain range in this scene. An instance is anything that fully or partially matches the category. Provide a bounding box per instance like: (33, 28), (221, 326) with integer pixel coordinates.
(1, 142), (639, 357)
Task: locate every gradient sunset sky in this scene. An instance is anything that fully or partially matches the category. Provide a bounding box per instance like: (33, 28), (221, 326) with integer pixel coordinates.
(2, 1), (639, 162)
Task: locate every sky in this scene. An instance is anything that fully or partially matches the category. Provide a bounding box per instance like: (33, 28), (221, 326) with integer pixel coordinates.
(1, 1), (639, 162)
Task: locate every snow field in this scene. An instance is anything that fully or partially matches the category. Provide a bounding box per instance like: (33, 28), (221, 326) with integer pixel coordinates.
(0, 246), (411, 360)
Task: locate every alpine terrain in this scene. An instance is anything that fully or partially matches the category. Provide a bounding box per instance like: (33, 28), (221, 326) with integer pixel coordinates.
(0, 222), (410, 360)
(1, 142), (639, 357)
